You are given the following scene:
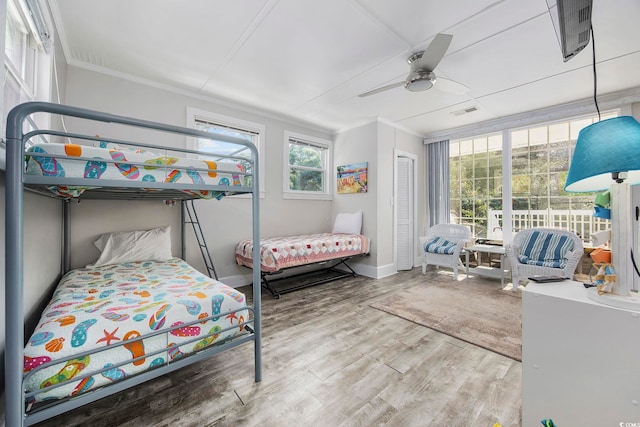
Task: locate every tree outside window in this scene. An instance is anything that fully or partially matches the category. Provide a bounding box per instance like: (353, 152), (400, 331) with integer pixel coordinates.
(450, 112), (614, 243)
(289, 142), (324, 192)
(283, 131), (332, 200)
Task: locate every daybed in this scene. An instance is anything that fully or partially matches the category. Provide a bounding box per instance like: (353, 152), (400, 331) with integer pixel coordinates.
(235, 211), (370, 297)
(4, 102), (262, 426)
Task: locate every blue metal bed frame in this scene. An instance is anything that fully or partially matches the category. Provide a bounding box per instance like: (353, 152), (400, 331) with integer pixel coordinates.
(4, 102), (262, 427)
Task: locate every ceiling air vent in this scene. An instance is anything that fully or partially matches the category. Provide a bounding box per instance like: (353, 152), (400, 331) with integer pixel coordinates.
(451, 106), (478, 116)
(546, 0), (593, 62)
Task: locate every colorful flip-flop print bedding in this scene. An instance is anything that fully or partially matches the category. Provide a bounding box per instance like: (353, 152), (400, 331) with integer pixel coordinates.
(23, 259), (247, 402)
(235, 233), (370, 272)
(25, 143), (246, 199)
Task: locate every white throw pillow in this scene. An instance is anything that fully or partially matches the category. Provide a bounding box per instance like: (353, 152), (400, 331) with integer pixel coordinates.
(89, 226), (173, 267)
(332, 210), (363, 234)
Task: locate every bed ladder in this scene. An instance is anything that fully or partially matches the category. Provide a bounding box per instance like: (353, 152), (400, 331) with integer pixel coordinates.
(183, 200), (218, 280)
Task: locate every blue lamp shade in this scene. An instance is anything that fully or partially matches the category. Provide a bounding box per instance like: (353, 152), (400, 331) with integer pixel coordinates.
(565, 116), (640, 192)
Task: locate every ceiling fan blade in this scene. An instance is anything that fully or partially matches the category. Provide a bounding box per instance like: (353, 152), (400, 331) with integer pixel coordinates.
(417, 33), (453, 71)
(434, 76), (469, 95)
(358, 80), (405, 97)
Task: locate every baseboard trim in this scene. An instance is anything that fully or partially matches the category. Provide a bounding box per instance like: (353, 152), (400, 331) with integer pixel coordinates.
(219, 273), (253, 288)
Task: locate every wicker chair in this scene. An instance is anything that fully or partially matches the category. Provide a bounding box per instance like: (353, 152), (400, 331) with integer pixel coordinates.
(420, 224), (472, 278)
(505, 227), (584, 287)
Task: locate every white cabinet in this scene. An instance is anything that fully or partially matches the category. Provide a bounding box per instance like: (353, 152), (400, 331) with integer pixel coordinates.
(522, 281), (640, 426)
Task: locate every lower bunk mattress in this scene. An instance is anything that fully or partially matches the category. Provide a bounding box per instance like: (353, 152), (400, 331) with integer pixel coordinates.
(23, 258), (248, 403)
(235, 233), (370, 273)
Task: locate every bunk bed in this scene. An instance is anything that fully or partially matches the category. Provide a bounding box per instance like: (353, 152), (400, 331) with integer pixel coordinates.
(4, 102), (262, 427)
(235, 211), (370, 298)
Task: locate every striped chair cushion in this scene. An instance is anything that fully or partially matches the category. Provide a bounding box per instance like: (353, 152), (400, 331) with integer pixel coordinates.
(424, 237), (457, 255)
(517, 230), (574, 268)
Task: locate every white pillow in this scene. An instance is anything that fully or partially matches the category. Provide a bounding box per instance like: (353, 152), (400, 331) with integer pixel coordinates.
(89, 226), (173, 267)
(332, 210), (363, 234)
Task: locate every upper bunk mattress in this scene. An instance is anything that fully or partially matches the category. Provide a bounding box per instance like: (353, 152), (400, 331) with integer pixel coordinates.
(235, 233), (370, 273)
(25, 142), (246, 199)
(23, 258), (248, 402)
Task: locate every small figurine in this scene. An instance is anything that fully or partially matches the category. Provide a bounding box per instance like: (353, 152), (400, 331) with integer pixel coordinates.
(597, 264), (616, 295)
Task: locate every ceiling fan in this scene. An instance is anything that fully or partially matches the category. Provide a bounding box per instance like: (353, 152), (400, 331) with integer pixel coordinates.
(358, 33), (469, 98)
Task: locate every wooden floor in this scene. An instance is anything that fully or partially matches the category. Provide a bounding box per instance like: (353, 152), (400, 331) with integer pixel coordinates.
(33, 268), (522, 427)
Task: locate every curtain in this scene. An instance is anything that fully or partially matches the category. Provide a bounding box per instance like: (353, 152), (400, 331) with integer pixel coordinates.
(427, 139), (450, 227)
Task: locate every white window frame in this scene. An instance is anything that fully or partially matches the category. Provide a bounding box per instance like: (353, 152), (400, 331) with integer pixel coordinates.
(283, 130), (332, 200)
(2, 0), (53, 168)
(186, 107), (266, 198)
(449, 109), (620, 244)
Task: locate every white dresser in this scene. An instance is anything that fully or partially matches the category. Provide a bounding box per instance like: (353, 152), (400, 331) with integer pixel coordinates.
(522, 281), (640, 426)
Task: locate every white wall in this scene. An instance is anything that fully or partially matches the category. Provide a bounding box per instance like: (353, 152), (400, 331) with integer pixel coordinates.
(333, 122), (377, 270)
(376, 122), (425, 275)
(68, 200), (182, 268)
(0, 174), (62, 381)
(390, 125), (427, 266)
(333, 120), (424, 278)
(376, 122), (395, 270)
(22, 194), (63, 323)
(49, 36), (68, 131)
(63, 66), (335, 283)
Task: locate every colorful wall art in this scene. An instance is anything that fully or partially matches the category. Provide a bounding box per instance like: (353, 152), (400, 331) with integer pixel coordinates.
(337, 162), (368, 194)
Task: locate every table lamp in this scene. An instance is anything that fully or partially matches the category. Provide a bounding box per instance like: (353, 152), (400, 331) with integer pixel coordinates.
(565, 115), (640, 309)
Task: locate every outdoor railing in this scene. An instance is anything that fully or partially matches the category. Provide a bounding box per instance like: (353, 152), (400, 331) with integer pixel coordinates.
(487, 209), (610, 244)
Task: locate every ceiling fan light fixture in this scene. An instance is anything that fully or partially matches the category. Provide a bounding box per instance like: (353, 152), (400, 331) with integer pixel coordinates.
(405, 71), (435, 92)
(357, 34), (465, 98)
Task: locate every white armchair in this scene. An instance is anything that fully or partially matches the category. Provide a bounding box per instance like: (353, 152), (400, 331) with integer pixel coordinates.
(505, 227), (584, 287)
(420, 224), (472, 278)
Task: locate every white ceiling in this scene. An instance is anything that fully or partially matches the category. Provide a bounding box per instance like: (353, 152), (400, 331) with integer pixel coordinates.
(49, 0), (640, 136)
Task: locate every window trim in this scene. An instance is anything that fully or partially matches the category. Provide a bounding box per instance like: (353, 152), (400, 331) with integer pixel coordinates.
(448, 109), (621, 245)
(2, 0), (53, 169)
(186, 107), (266, 198)
(283, 130), (332, 200)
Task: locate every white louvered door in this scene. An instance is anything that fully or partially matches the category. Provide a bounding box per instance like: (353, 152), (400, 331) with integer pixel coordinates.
(396, 156), (414, 270)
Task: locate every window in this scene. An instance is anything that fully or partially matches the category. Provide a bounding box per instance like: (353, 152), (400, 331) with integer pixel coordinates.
(5, 0), (37, 97)
(2, 0), (53, 168)
(450, 134), (503, 239)
(3, 0), (53, 140)
(284, 131), (332, 200)
(508, 113), (616, 242)
(187, 108), (265, 196)
(450, 112), (616, 243)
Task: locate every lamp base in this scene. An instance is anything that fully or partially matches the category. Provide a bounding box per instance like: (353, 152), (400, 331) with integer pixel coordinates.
(586, 287), (640, 312)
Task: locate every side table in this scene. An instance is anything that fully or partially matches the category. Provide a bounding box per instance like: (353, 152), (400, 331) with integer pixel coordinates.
(464, 244), (510, 286)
